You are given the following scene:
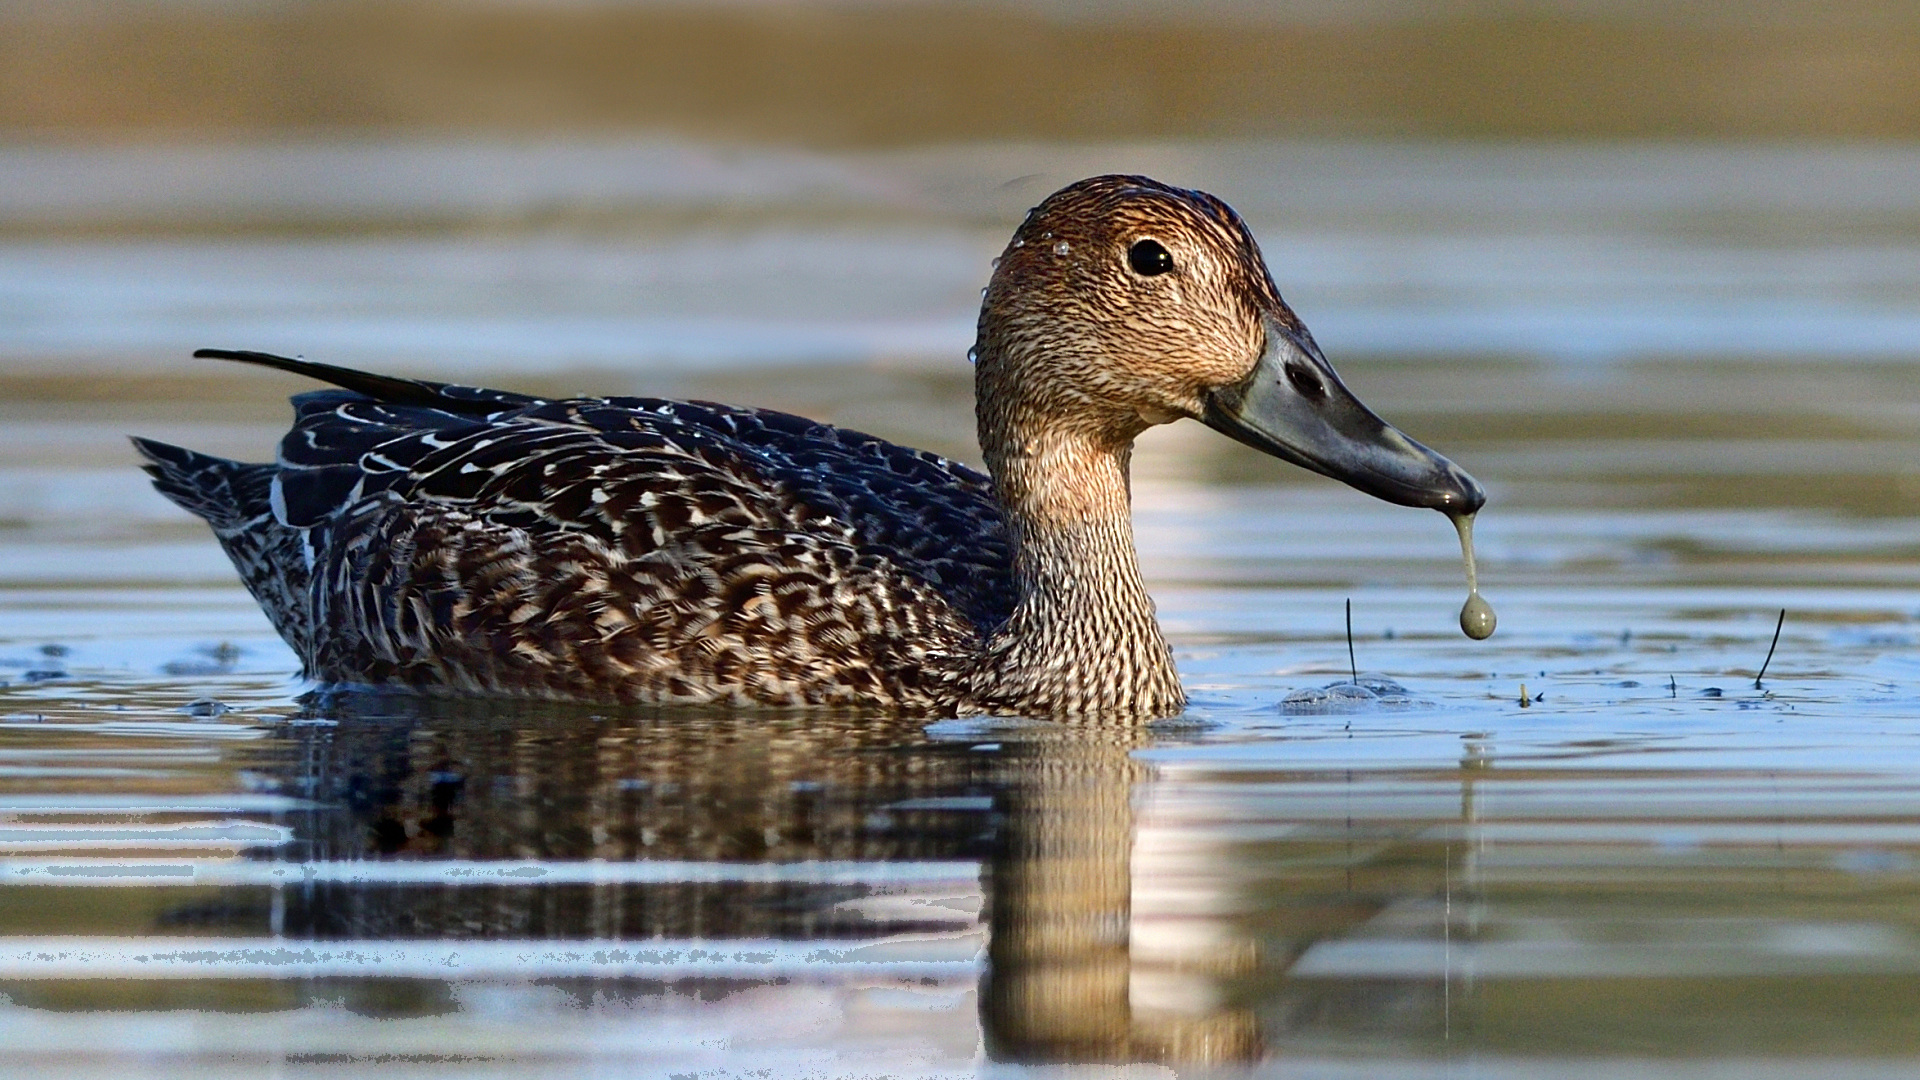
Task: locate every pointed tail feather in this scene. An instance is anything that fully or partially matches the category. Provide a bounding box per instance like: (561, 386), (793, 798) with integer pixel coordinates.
(194, 348), (541, 416)
(132, 435), (315, 668)
(131, 436), (275, 532)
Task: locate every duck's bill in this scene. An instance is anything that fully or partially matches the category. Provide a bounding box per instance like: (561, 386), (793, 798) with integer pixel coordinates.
(1200, 317), (1485, 514)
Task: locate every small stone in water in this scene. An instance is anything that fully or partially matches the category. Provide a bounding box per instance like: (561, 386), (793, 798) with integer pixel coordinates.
(1460, 592), (1497, 640)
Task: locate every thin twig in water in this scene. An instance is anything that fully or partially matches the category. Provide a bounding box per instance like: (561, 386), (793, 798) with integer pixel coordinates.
(1755, 609), (1786, 690)
(1346, 598), (1357, 685)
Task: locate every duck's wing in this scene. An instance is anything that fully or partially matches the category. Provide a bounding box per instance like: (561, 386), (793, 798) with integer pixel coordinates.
(256, 374), (1013, 623)
(214, 352), (1012, 704)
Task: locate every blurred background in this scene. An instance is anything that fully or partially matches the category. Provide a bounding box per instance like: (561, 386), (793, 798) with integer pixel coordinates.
(5, 0), (1920, 507)
(7, 0), (1920, 142)
(9, 2), (1920, 1075)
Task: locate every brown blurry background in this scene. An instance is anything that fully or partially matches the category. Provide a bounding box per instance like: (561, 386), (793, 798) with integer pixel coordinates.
(4, 0), (1920, 145)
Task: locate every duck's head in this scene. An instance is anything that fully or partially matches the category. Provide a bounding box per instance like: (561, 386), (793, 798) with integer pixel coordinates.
(974, 174), (1483, 516)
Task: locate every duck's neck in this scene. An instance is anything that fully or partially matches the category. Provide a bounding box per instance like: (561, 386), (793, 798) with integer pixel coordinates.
(973, 413), (1184, 718)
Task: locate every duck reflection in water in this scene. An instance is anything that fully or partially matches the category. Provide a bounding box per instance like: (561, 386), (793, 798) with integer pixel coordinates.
(984, 719), (1263, 1062)
(247, 692), (1260, 1064)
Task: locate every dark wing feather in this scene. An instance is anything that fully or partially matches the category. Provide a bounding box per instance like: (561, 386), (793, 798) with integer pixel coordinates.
(269, 371), (1013, 631)
(156, 351), (1011, 708)
(198, 351), (1021, 707)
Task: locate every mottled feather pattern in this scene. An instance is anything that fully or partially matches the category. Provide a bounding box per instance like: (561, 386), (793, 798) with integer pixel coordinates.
(278, 390), (1017, 621)
(134, 176), (1451, 720)
(144, 359), (1014, 711)
(133, 437), (318, 664)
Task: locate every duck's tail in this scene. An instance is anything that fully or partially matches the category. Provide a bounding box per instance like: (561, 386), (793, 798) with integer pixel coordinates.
(132, 436), (276, 533)
(137, 349), (547, 674)
(193, 348), (541, 416)
(132, 436), (316, 669)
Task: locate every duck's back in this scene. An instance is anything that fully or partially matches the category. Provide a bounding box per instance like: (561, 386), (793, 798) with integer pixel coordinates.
(138, 354), (1013, 709)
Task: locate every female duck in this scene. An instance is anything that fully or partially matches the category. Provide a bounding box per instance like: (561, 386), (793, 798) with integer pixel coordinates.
(136, 175), (1482, 719)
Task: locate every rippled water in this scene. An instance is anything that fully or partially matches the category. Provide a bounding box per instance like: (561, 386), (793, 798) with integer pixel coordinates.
(4, 140), (1920, 1076)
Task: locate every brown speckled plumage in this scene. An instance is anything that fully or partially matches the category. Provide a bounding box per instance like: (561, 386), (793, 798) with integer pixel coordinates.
(140, 378), (1007, 710)
(136, 175), (1483, 720)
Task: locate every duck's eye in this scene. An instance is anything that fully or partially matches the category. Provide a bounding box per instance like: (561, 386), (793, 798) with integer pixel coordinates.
(1127, 238), (1175, 277)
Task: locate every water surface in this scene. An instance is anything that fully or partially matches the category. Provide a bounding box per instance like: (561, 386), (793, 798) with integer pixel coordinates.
(4, 139), (1920, 1076)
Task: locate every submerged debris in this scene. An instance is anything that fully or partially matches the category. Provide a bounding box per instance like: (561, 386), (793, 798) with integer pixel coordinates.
(162, 641), (244, 677)
(1754, 609), (1786, 689)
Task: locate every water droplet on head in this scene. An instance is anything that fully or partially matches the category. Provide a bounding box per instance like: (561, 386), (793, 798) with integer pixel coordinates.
(990, 256), (1001, 269)
(966, 347), (978, 364)
(1053, 240), (1071, 256)
(1011, 238), (1025, 248)
(1041, 231), (1052, 240)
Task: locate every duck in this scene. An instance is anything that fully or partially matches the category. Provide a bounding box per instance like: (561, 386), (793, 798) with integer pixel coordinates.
(135, 175), (1483, 719)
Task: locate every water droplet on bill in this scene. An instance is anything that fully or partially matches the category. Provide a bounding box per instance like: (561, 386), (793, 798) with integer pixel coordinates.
(1451, 512), (1497, 640)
